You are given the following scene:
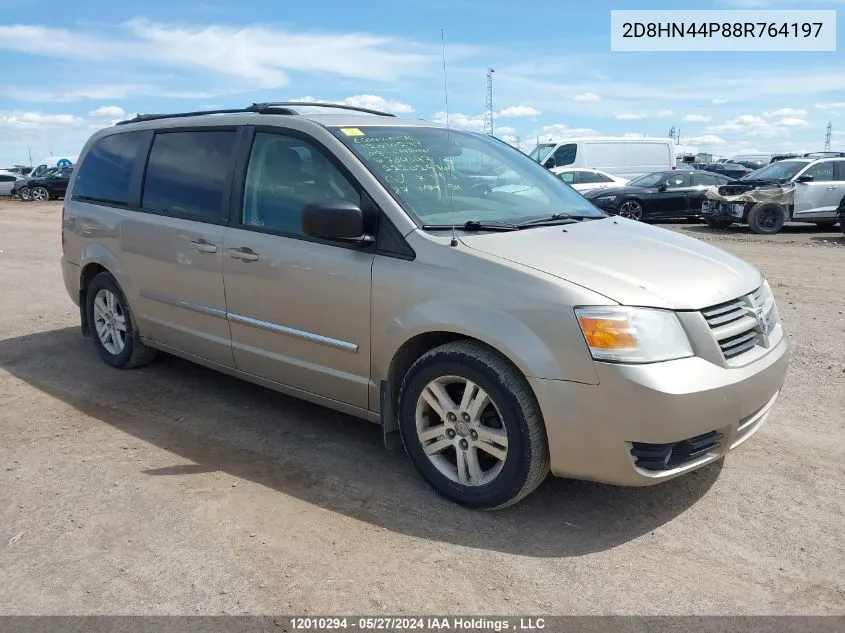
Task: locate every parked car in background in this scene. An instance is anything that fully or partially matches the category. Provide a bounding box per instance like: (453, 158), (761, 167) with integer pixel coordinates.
(19, 166), (73, 201)
(551, 167), (628, 193)
(0, 171), (26, 196)
(60, 102), (788, 509)
(13, 167), (58, 201)
(701, 162), (752, 179)
(584, 169), (733, 221)
(731, 153), (772, 166)
(702, 157), (845, 233)
(529, 137), (675, 179)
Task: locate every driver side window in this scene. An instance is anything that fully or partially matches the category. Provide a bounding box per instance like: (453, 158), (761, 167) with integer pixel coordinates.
(552, 144), (577, 167)
(664, 173), (691, 189)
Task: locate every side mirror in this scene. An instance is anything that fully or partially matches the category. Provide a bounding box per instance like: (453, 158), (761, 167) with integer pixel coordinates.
(543, 157), (556, 169)
(657, 184), (668, 192)
(302, 200), (374, 245)
(796, 174), (814, 183)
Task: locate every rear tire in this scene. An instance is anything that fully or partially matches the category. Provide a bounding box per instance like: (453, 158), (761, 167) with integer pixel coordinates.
(705, 218), (733, 229)
(85, 273), (157, 369)
(747, 203), (786, 235)
(398, 341), (550, 509)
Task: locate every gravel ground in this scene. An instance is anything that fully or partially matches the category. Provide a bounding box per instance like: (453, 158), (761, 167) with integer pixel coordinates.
(0, 199), (843, 616)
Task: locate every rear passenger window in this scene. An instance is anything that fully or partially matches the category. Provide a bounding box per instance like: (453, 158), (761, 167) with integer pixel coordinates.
(241, 132), (359, 235)
(73, 131), (145, 205)
(142, 131), (237, 222)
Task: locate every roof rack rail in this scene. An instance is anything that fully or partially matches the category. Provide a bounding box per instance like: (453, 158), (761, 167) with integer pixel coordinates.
(250, 102), (397, 117)
(115, 101), (397, 126)
(802, 151), (845, 158)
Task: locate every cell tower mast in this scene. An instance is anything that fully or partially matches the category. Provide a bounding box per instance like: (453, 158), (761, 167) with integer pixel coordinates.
(825, 122), (832, 152)
(484, 68), (495, 136)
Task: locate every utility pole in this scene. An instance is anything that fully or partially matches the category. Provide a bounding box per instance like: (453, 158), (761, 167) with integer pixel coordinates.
(668, 126), (675, 140)
(484, 68), (495, 136)
(825, 122), (832, 151)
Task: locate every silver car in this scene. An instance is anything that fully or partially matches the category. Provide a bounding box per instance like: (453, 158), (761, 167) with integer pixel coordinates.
(61, 103), (789, 508)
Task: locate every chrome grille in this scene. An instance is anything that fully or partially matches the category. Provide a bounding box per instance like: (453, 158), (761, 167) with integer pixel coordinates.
(701, 284), (776, 362)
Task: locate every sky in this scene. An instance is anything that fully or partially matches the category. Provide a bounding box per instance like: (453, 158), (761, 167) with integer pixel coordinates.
(1, 0), (844, 166)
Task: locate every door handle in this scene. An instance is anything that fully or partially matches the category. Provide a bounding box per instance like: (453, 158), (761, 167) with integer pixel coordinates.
(189, 239), (218, 254)
(826, 185), (838, 190)
(227, 247), (260, 262)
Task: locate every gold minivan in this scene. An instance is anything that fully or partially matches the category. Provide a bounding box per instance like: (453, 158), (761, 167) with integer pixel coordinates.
(62, 103), (789, 508)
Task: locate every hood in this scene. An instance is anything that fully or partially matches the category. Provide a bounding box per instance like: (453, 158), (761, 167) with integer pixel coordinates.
(458, 218), (762, 310)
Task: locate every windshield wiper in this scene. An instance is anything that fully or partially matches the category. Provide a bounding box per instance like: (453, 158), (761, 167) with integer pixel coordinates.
(516, 212), (602, 228)
(422, 220), (519, 232)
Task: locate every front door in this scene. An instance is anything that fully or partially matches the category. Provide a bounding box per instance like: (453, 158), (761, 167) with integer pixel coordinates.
(793, 160), (843, 221)
(120, 128), (238, 367)
(222, 129), (374, 409)
(653, 172), (693, 217)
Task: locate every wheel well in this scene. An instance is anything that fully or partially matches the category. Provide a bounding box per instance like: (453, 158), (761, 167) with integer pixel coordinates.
(384, 331), (536, 421)
(78, 263), (107, 336)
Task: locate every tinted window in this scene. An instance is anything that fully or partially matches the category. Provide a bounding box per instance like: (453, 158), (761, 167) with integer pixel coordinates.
(693, 172), (725, 186)
(142, 131), (236, 221)
(579, 171), (606, 184)
(241, 132), (359, 235)
(73, 132), (145, 205)
(802, 162), (835, 182)
(557, 171), (576, 184)
(552, 143), (577, 167)
(663, 173), (691, 188)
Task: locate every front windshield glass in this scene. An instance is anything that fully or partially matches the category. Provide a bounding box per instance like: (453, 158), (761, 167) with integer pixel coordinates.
(745, 160), (809, 181)
(627, 172), (665, 188)
(331, 127), (604, 226)
(528, 143), (555, 162)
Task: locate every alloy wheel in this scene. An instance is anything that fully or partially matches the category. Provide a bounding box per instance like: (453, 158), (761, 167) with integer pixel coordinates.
(618, 200), (643, 221)
(93, 289), (127, 355)
(415, 376), (509, 486)
(31, 187), (48, 202)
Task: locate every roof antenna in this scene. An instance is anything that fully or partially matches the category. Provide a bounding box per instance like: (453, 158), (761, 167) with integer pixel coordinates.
(441, 28), (459, 247)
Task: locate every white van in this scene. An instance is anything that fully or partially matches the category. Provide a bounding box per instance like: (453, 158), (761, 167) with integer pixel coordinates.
(528, 137), (675, 180)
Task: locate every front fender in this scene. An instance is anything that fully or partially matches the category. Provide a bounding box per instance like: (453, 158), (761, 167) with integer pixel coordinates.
(382, 299), (599, 385)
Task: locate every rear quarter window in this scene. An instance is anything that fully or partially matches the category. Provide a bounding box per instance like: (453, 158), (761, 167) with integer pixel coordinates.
(72, 131), (146, 205)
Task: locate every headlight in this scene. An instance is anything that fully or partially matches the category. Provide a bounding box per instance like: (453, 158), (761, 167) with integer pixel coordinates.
(575, 307), (693, 363)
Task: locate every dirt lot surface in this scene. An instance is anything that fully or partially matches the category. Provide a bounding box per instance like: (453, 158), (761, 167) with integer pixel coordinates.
(1, 199), (843, 616)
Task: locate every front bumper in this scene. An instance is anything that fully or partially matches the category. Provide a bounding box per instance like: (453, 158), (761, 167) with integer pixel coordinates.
(529, 333), (789, 486)
(702, 199), (747, 220)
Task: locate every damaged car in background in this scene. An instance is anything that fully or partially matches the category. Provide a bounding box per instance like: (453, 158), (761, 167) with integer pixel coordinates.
(701, 155), (845, 234)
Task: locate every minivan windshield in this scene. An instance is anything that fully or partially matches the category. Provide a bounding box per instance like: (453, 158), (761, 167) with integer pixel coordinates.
(742, 160), (810, 182)
(331, 127), (604, 227)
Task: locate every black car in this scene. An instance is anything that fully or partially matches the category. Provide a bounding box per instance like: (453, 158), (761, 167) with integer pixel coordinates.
(17, 166), (73, 202)
(700, 162), (752, 179)
(584, 170), (734, 221)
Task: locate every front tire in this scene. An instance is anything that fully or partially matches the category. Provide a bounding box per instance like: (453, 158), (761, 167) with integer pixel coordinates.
(398, 341), (550, 509)
(30, 186), (49, 202)
(85, 273), (156, 369)
(747, 202), (786, 235)
(18, 187), (31, 202)
(617, 199), (644, 221)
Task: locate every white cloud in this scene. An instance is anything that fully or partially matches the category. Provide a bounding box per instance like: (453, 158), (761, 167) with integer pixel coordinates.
(765, 108), (807, 118)
(615, 113), (643, 120)
(0, 112), (84, 129)
(571, 92), (601, 102)
(681, 134), (726, 145)
(536, 123), (600, 140)
(432, 112), (485, 132)
(814, 102), (845, 110)
(88, 105), (126, 118)
(712, 98), (729, 105)
(0, 21), (448, 91)
(293, 95), (414, 115)
(656, 109), (674, 117)
(498, 105), (539, 117)
(683, 114), (711, 122)
(777, 117), (809, 127)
